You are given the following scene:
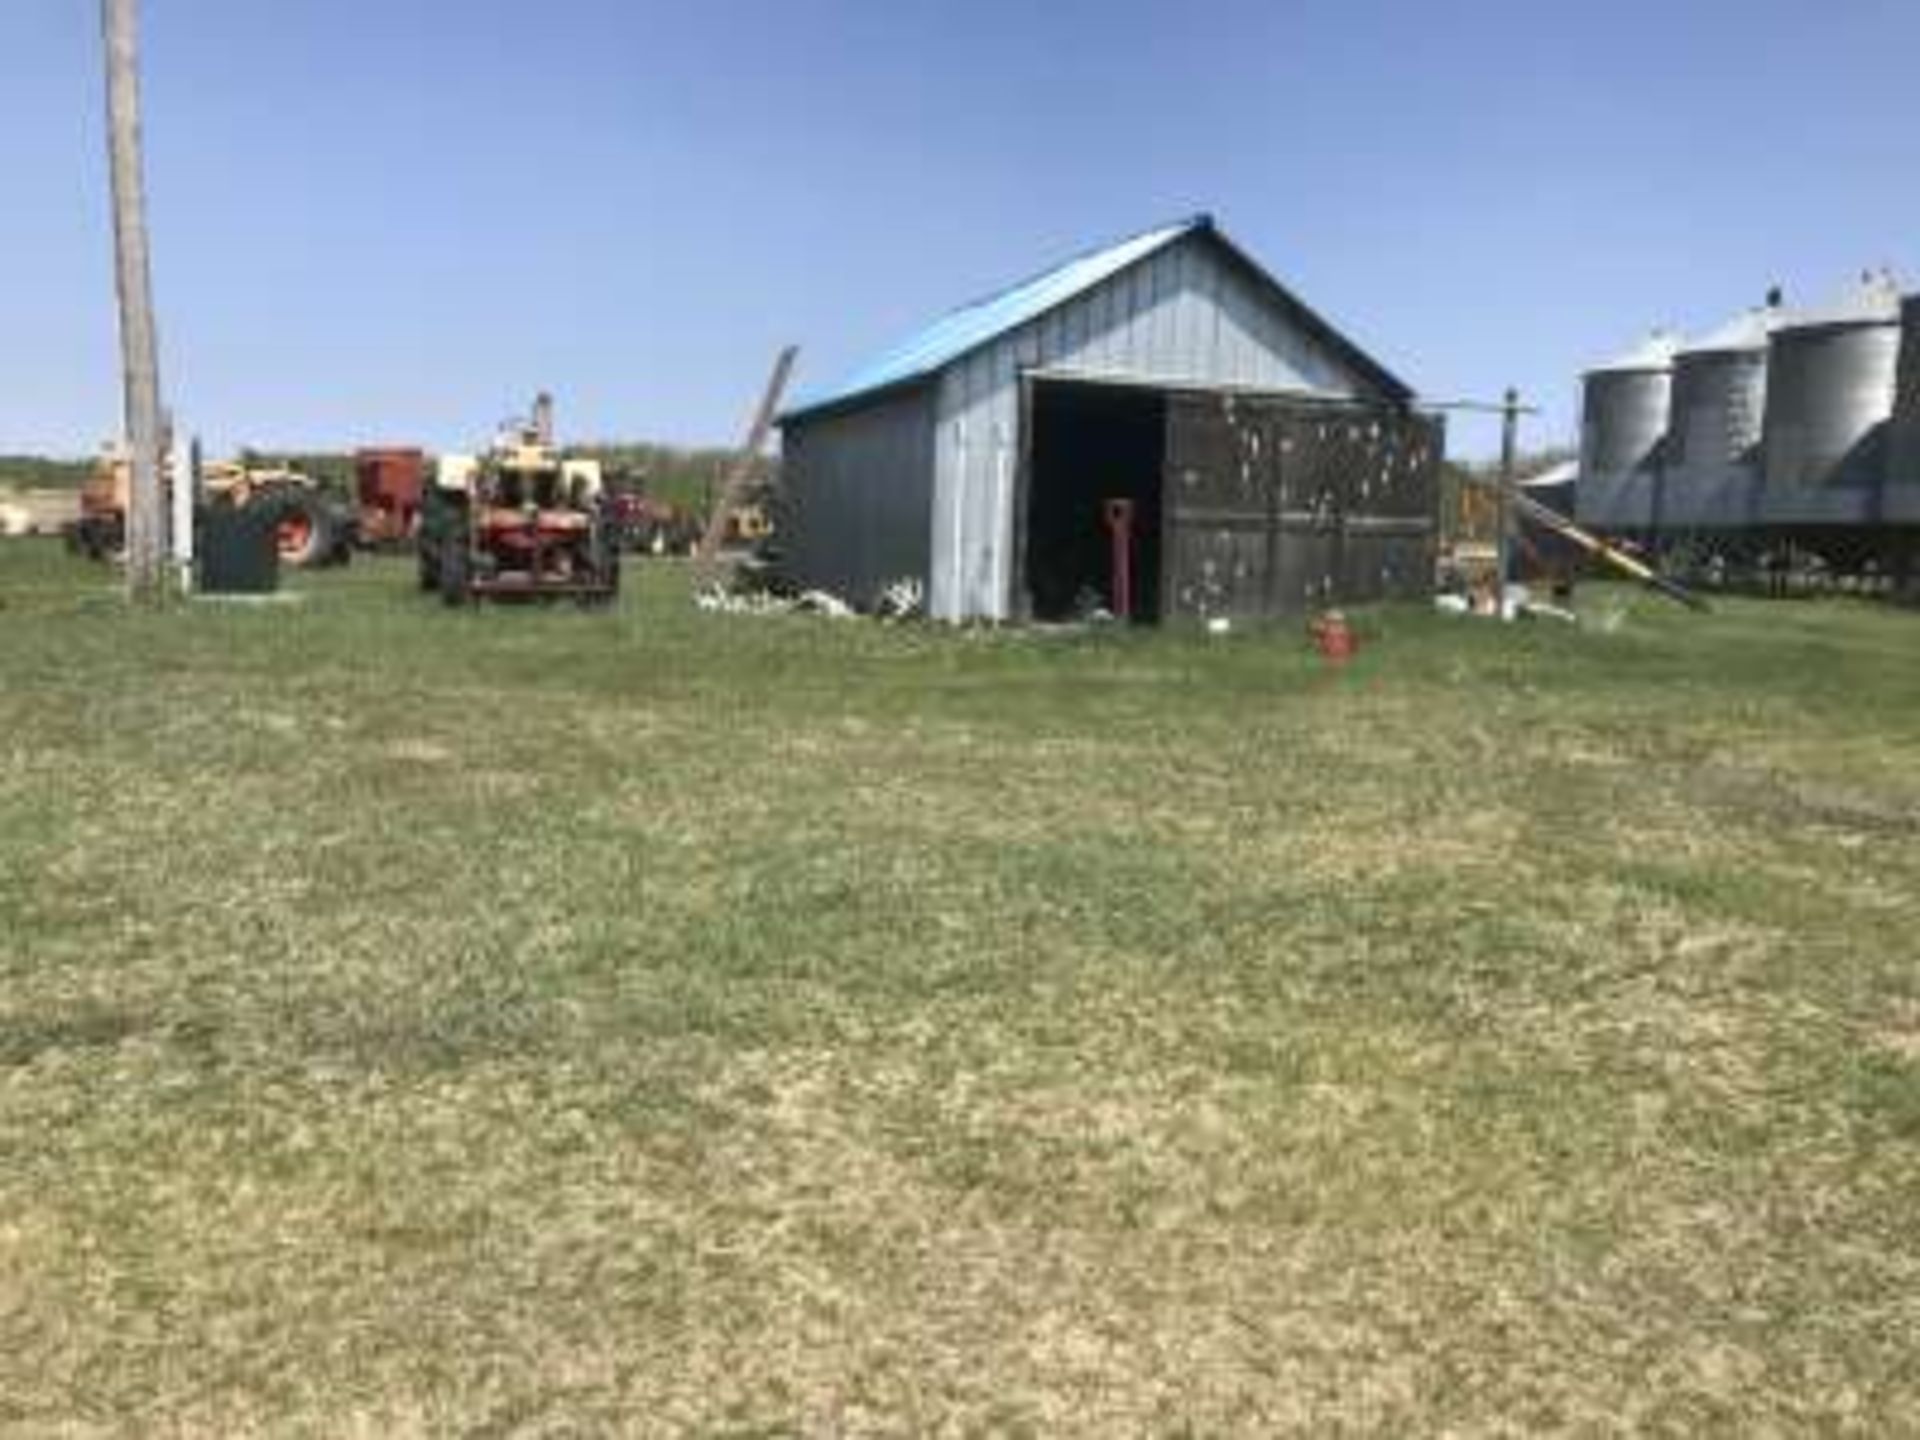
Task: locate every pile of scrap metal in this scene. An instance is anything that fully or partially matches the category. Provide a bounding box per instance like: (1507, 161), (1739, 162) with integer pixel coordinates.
(693, 579), (852, 618)
(691, 573), (924, 621)
(611, 491), (704, 555)
(1434, 582), (1578, 624)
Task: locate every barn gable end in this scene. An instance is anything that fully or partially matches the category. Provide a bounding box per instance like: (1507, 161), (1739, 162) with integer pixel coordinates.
(780, 217), (1417, 619)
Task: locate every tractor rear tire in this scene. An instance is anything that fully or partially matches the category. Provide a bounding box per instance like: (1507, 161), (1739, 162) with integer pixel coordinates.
(273, 491), (338, 570)
(579, 522), (621, 608)
(439, 546), (470, 607)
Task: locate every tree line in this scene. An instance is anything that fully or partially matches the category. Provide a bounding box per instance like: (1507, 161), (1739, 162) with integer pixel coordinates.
(1, 443), (772, 515)
(0, 455), (95, 490)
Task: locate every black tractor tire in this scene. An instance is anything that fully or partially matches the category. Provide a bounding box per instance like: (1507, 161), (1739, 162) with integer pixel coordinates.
(324, 502), (355, 567)
(73, 515), (123, 562)
(579, 555), (620, 609)
(439, 544), (471, 607)
(578, 516), (622, 608)
(271, 490), (338, 570)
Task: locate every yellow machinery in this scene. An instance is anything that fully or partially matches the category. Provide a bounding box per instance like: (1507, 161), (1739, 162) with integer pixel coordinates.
(69, 445), (352, 568)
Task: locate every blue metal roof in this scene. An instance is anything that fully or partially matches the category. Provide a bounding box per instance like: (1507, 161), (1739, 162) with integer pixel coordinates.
(785, 217), (1208, 420)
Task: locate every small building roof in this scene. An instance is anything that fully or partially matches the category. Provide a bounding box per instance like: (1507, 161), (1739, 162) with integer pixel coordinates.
(784, 214), (1410, 422)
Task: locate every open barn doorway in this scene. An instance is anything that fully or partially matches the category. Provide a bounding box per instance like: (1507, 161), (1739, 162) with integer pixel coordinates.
(1024, 380), (1167, 622)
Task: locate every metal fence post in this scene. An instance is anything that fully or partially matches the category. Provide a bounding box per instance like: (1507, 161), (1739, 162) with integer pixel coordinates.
(1497, 387), (1519, 609)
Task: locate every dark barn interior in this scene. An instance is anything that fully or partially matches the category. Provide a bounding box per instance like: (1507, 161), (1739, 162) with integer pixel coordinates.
(1024, 382), (1441, 625)
(1026, 381), (1166, 621)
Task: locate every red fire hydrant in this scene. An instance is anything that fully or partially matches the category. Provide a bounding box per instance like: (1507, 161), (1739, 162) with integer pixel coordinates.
(1310, 609), (1357, 663)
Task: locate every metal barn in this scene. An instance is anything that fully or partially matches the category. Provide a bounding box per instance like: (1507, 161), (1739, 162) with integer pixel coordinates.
(778, 215), (1440, 622)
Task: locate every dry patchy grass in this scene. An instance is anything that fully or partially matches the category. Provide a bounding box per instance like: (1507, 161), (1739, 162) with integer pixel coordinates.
(0, 542), (1917, 1434)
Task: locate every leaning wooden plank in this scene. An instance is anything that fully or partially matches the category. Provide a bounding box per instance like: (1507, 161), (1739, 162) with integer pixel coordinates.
(693, 345), (799, 580)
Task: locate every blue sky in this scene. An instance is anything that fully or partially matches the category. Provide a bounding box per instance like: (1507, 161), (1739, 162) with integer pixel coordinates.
(3, 0), (1916, 459)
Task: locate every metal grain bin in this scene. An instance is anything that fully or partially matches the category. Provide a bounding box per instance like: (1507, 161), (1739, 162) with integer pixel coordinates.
(1577, 331), (1679, 531)
(1762, 275), (1900, 514)
(1892, 293), (1920, 487)
(1663, 306), (1778, 528)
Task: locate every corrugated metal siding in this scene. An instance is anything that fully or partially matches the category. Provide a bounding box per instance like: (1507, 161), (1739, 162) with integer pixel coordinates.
(931, 233), (1379, 619)
(1761, 321), (1900, 492)
(1660, 349), (1767, 530)
(1894, 295), (1920, 485)
(779, 385), (935, 604)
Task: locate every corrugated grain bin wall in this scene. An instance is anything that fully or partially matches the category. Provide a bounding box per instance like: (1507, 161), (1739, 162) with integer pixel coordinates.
(1762, 278), (1901, 495)
(1577, 332), (1677, 531)
(1584, 369), (1673, 473)
(1892, 294), (1920, 486)
(1662, 309), (1775, 528)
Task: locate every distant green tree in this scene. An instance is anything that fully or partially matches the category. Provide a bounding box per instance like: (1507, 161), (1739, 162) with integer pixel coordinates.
(0, 455), (94, 490)
(0, 439), (777, 511)
(568, 441), (776, 513)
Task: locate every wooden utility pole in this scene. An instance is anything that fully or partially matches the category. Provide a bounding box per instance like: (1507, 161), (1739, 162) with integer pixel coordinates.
(103, 0), (167, 601)
(1496, 387), (1519, 609)
(693, 345), (799, 577)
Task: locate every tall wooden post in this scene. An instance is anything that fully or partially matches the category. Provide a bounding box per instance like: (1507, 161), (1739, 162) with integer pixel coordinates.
(103, 0), (167, 601)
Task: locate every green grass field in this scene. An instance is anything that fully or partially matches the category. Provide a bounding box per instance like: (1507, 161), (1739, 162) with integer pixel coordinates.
(2, 541), (1917, 1434)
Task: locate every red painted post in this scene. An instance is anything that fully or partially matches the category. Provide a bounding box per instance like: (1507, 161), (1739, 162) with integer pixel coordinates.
(1103, 497), (1134, 620)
